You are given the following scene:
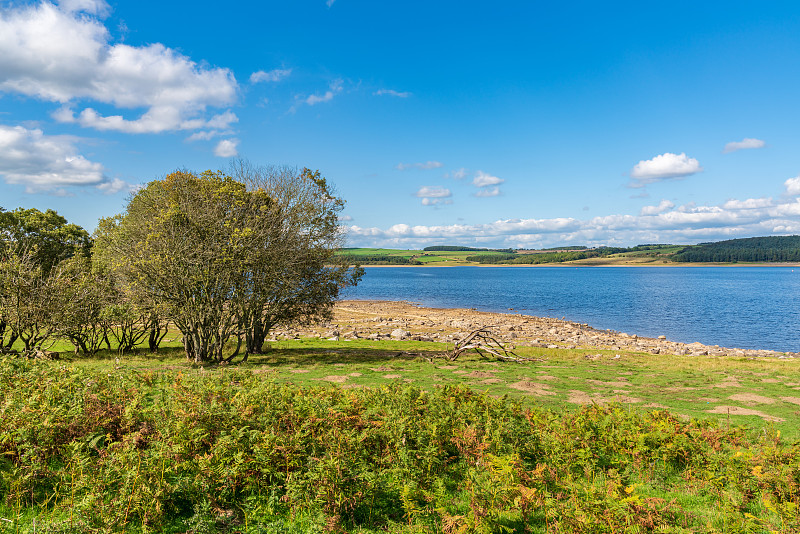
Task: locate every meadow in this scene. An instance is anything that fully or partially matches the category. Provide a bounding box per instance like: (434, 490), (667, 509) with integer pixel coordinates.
(1, 333), (799, 533)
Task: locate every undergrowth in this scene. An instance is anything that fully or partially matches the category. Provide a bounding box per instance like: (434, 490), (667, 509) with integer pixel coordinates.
(0, 357), (798, 533)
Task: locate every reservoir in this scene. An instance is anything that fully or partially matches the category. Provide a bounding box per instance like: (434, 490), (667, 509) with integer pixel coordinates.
(342, 266), (800, 352)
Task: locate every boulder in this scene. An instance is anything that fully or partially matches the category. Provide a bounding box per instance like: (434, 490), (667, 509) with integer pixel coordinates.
(390, 328), (410, 340)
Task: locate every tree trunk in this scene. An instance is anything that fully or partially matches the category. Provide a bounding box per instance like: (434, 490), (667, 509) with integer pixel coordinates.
(148, 320), (168, 353)
(245, 318), (272, 354)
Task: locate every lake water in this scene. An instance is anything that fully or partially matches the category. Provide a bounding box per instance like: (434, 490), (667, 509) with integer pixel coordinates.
(342, 266), (800, 352)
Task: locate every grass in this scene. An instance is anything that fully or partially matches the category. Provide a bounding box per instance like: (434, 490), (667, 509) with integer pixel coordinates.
(2, 336), (799, 532)
(57, 335), (800, 440)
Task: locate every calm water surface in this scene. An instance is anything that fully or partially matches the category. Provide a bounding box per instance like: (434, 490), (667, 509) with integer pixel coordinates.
(342, 266), (800, 352)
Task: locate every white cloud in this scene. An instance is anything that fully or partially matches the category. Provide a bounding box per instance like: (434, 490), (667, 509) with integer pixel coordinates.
(326, 0), (336, 6)
(250, 68), (292, 84)
(397, 161), (444, 171)
(640, 199), (675, 216)
(422, 197), (452, 206)
(723, 138), (765, 154)
(96, 177), (133, 194)
(0, 2), (238, 134)
(0, 123), (121, 192)
(785, 176), (800, 196)
(415, 186), (451, 198)
(446, 168), (468, 180)
(374, 89), (411, 98)
(186, 130), (222, 142)
(57, 0), (110, 17)
(214, 138), (239, 158)
(301, 79), (343, 107)
(629, 152), (702, 187)
(474, 187), (501, 198)
(346, 188), (800, 249)
(415, 186), (452, 206)
(472, 170), (504, 187)
(721, 198), (773, 210)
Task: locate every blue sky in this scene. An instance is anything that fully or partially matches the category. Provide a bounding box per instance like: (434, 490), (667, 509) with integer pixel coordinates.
(2, 0), (800, 249)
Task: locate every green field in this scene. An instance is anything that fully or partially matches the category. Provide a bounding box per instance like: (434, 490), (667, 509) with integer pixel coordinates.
(2, 336), (799, 533)
(337, 248), (509, 265)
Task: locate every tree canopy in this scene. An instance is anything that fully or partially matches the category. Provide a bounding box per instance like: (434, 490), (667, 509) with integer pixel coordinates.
(95, 167), (361, 363)
(0, 207), (92, 351)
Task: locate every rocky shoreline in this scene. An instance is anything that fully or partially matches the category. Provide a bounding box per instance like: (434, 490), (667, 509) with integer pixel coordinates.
(272, 300), (799, 359)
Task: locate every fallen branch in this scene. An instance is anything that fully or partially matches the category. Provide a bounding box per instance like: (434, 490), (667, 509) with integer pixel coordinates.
(442, 326), (542, 363)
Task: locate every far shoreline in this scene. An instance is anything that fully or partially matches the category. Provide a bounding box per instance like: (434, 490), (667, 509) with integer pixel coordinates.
(356, 262), (800, 268)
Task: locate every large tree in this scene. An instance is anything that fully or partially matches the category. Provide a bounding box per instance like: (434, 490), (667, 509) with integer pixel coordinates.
(96, 168), (360, 363)
(0, 207), (91, 351)
(229, 161), (363, 355)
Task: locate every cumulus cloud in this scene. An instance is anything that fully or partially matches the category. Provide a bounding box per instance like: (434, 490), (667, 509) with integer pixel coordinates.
(396, 161), (444, 171)
(0, 2), (238, 134)
(446, 168), (468, 180)
(640, 199), (675, 216)
(785, 176), (800, 196)
(186, 130), (222, 142)
(721, 198), (773, 210)
(415, 186), (451, 198)
(250, 68), (292, 84)
(96, 177), (132, 194)
(629, 152), (702, 187)
(214, 138), (239, 158)
(57, 0), (110, 16)
(374, 89), (411, 98)
(723, 138), (765, 154)
(415, 186), (452, 206)
(0, 123), (131, 193)
(474, 187), (501, 198)
(472, 170), (504, 187)
(346, 190), (800, 249)
(302, 79), (343, 106)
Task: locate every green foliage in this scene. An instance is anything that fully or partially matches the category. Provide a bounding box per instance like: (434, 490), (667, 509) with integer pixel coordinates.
(339, 254), (421, 265)
(0, 207), (90, 274)
(0, 207), (92, 352)
(465, 253), (518, 263)
(94, 167), (361, 363)
(1, 357), (798, 532)
(673, 235), (800, 263)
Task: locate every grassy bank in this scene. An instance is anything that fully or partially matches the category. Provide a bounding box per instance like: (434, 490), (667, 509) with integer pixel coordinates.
(1, 337), (800, 532)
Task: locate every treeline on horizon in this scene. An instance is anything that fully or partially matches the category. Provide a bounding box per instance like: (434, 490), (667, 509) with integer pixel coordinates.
(422, 245), (516, 253)
(672, 235), (800, 263)
(342, 237), (800, 264)
(466, 247), (630, 264)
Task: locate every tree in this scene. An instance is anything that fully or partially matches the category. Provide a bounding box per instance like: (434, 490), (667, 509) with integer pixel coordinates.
(0, 248), (66, 352)
(229, 161), (363, 355)
(51, 256), (111, 356)
(0, 207), (91, 351)
(96, 168), (360, 363)
(0, 207), (90, 273)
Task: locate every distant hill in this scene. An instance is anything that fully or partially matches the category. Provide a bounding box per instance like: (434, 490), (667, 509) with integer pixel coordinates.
(423, 246), (514, 253)
(672, 235), (800, 263)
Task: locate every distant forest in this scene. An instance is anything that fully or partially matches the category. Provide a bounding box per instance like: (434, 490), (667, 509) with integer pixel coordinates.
(338, 254), (421, 265)
(341, 236), (800, 265)
(423, 246), (515, 252)
(672, 235), (800, 263)
(466, 247), (628, 264)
